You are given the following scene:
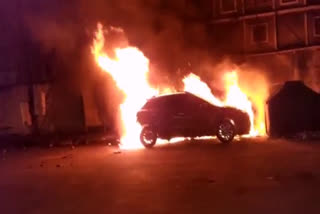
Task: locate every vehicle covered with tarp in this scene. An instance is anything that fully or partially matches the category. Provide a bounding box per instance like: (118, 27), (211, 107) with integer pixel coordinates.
(266, 81), (320, 137)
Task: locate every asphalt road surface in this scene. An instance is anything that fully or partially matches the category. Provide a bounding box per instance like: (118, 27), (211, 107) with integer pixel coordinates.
(1, 138), (320, 214)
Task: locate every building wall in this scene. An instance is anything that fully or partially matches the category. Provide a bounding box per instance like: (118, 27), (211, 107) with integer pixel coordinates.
(0, 1), (21, 87)
(82, 87), (104, 129)
(277, 12), (306, 49)
(244, 0), (274, 13)
(212, 21), (245, 53)
(41, 85), (86, 134)
(0, 0), (59, 88)
(244, 15), (277, 53)
(212, 0), (244, 18)
(211, 0), (320, 54)
(0, 86), (31, 135)
(211, 0), (320, 86)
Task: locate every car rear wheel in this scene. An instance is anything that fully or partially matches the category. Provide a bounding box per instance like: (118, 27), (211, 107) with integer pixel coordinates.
(140, 127), (157, 148)
(217, 119), (236, 143)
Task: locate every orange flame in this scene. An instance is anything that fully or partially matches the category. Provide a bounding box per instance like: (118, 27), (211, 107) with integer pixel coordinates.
(223, 72), (256, 135)
(92, 23), (266, 149)
(92, 23), (158, 149)
(183, 73), (223, 107)
(183, 71), (265, 136)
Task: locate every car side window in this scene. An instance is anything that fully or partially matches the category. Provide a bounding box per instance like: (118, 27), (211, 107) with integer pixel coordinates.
(143, 98), (166, 110)
(183, 95), (202, 112)
(171, 95), (200, 114)
(166, 96), (182, 114)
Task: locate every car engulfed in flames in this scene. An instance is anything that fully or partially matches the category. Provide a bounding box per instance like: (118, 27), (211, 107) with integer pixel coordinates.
(137, 92), (251, 148)
(91, 23), (268, 150)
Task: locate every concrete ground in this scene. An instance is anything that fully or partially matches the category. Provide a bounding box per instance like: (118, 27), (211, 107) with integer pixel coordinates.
(1, 138), (320, 214)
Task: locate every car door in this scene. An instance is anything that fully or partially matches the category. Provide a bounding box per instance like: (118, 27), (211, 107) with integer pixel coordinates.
(183, 95), (211, 136)
(166, 95), (189, 136)
(170, 94), (208, 137)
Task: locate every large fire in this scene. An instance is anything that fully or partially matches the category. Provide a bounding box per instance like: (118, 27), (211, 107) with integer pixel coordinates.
(92, 23), (267, 149)
(183, 73), (258, 135)
(92, 23), (158, 149)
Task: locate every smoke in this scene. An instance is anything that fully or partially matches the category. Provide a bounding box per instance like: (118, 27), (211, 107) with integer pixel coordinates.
(194, 59), (270, 132)
(77, 0), (213, 83)
(22, 0), (215, 88)
(18, 0), (273, 133)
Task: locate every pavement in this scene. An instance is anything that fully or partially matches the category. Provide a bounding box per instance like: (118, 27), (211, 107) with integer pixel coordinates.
(1, 138), (320, 214)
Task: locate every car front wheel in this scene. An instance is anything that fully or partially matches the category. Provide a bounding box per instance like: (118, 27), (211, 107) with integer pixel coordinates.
(140, 127), (157, 148)
(217, 119), (236, 143)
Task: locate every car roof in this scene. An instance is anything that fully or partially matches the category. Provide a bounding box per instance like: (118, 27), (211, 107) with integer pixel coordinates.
(148, 92), (211, 104)
(149, 92), (193, 100)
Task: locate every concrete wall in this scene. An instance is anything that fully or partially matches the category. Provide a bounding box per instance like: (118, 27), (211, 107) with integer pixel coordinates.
(211, 0), (320, 54)
(245, 49), (320, 90)
(0, 86), (30, 135)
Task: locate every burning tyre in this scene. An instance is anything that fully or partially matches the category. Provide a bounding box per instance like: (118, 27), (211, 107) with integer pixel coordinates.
(217, 119), (236, 143)
(140, 127), (157, 148)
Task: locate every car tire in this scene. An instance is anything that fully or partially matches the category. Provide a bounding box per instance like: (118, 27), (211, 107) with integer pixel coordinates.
(217, 119), (236, 144)
(140, 127), (157, 148)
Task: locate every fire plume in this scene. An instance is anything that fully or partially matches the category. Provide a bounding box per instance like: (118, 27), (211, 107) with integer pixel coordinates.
(92, 23), (266, 149)
(183, 73), (223, 107)
(92, 23), (158, 149)
(183, 71), (266, 136)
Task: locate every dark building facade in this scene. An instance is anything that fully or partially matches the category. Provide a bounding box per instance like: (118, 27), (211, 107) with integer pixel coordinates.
(210, 0), (320, 89)
(0, 0), (95, 136)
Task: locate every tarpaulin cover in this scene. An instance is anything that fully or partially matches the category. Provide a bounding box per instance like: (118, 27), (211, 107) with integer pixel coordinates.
(266, 81), (320, 137)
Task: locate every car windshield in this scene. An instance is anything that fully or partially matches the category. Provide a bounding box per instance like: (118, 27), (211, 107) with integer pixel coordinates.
(142, 93), (216, 111)
(142, 97), (166, 109)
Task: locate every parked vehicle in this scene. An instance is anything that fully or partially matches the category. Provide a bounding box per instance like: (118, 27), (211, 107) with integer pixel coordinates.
(137, 92), (250, 148)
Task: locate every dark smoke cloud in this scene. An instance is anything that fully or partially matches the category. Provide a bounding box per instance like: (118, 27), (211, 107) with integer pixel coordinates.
(2, 0), (256, 132)
(77, 0), (215, 88)
(18, 0), (216, 89)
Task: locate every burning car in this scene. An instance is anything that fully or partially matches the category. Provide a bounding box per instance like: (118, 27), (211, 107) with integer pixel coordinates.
(137, 92), (251, 148)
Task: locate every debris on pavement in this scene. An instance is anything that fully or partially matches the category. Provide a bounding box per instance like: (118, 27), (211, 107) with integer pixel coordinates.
(266, 176), (274, 180)
(113, 150), (122, 154)
(61, 154), (73, 159)
(293, 131), (320, 141)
